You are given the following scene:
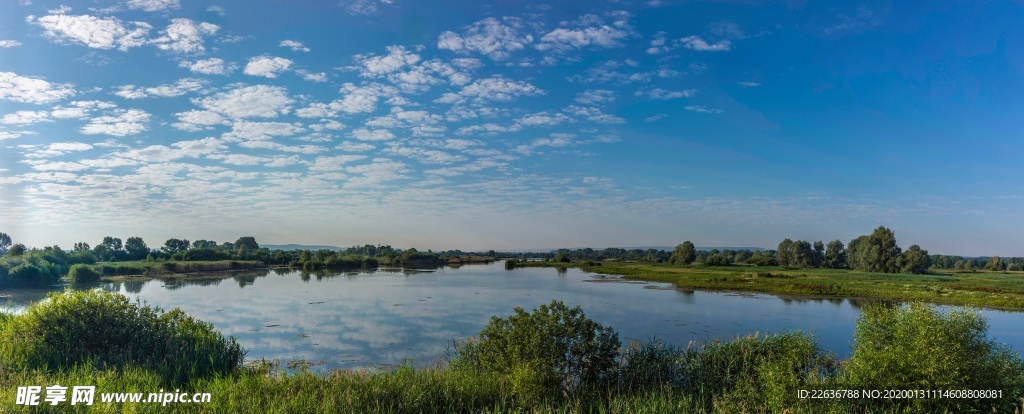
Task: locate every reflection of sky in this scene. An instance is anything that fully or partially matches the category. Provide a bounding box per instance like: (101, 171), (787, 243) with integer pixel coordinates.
(3, 264), (1024, 372)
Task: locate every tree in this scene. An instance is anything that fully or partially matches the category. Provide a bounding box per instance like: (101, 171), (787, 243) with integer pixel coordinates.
(847, 226), (902, 273)
(669, 241), (696, 265)
(792, 240), (814, 267)
(73, 242), (90, 252)
(986, 256), (1006, 271)
(234, 237), (259, 250)
(9, 243), (26, 256)
(163, 239), (190, 255)
(899, 244), (930, 274)
(823, 240), (847, 269)
(812, 241), (825, 267)
(101, 236), (122, 251)
(0, 232), (11, 254)
(191, 240), (216, 249)
(776, 239), (794, 266)
(124, 237), (150, 260)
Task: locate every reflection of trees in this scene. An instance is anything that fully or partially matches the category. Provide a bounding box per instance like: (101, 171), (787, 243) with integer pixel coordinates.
(123, 280), (145, 294)
(556, 267), (567, 275)
(155, 269), (271, 290)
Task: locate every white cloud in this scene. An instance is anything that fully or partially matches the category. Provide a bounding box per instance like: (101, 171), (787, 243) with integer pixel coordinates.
(435, 76), (544, 105)
(308, 154), (368, 171)
(2, 110), (51, 125)
(565, 105), (625, 124)
(535, 12), (634, 53)
(0, 40), (22, 48)
(172, 137), (225, 157)
(279, 40), (310, 52)
(685, 105), (723, 114)
(352, 45), (419, 77)
(194, 85), (294, 119)
(344, 158), (409, 187)
(634, 88), (697, 100)
(222, 121), (305, 142)
(173, 110), (229, 131)
(50, 100), (114, 119)
(80, 109), (151, 136)
(243, 56), (293, 78)
(330, 83), (395, 114)
(126, 0), (180, 12)
(180, 58), (236, 75)
(644, 114), (666, 122)
(350, 128), (395, 141)
(343, 0), (395, 16)
(237, 140), (326, 154)
(383, 145), (465, 164)
(296, 70), (328, 83)
(679, 35), (731, 52)
(336, 141), (375, 152)
(49, 142), (92, 151)
(114, 78), (206, 99)
(0, 131), (27, 140)
(295, 103), (336, 119)
(738, 81), (761, 88)
(151, 19), (219, 54)
(517, 112), (572, 127)
(30, 13), (151, 51)
(575, 89), (615, 105)
(206, 5), (226, 16)
(0, 72), (76, 104)
(437, 17), (533, 61)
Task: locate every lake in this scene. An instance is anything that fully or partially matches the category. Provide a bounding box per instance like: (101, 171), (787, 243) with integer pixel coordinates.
(3, 261), (1024, 372)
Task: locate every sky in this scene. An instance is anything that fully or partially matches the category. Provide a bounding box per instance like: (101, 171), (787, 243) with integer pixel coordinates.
(1, 0), (1023, 255)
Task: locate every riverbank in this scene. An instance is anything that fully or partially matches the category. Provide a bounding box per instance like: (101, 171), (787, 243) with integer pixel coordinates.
(513, 261), (1024, 310)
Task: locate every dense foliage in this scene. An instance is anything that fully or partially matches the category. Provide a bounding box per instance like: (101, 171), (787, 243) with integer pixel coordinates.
(0, 290), (245, 385)
(452, 300), (620, 400)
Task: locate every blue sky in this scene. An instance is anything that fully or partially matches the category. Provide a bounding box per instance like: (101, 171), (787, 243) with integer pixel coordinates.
(1, 0), (1022, 255)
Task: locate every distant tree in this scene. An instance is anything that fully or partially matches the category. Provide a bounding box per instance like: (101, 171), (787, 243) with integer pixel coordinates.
(73, 242), (91, 252)
(234, 237), (259, 250)
(777, 239), (794, 267)
(812, 241), (825, 267)
(792, 240), (814, 267)
(848, 226), (902, 273)
(192, 240), (217, 249)
(986, 256), (1006, 271)
(669, 241), (696, 265)
(0, 232), (11, 254)
(899, 245), (931, 274)
(124, 237), (150, 260)
(9, 243), (26, 256)
(823, 240), (847, 269)
(163, 239), (190, 255)
(554, 251), (570, 263)
(101, 236), (122, 252)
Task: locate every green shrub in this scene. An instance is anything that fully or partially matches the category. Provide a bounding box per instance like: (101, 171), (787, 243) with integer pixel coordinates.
(66, 263), (101, 283)
(842, 302), (1024, 412)
(453, 300), (620, 396)
(0, 290), (245, 385)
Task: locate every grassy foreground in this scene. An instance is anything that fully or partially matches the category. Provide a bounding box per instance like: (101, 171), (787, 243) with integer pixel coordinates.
(517, 261), (1024, 309)
(2, 291), (1023, 413)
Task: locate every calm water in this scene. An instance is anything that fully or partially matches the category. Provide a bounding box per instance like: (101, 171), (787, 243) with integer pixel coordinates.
(3, 262), (1024, 372)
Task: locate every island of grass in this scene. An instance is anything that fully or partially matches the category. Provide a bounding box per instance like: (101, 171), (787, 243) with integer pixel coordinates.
(512, 260), (1024, 310)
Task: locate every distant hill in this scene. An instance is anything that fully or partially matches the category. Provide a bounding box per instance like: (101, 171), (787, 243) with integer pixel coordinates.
(262, 244), (342, 251)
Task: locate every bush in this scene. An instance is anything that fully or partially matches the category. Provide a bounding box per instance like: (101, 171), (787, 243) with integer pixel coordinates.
(842, 302), (1024, 412)
(0, 290), (245, 385)
(66, 263), (101, 284)
(453, 300), (620, 397)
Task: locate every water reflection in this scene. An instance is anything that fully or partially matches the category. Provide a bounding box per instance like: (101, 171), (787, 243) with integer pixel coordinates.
(1, 262), (1023, 373)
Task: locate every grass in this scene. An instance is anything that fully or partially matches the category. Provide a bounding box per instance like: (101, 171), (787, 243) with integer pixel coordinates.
(517, 261), (1024, 309)
(92, 260), (264, 277)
